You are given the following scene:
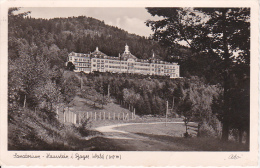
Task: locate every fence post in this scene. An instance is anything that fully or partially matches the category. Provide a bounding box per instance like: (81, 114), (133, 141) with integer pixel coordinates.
(132, 112), (134, 120)
(94, 112), (96, 121)
(134, 108), (136, 119)
(118, 113), (120, 120)
(78, 113), (81, 124)
(87, 112), (89, 119)
(65, 111), (67, 123)
(74, 113), (76, 124)
(114, 112), (116, 120)
(126, 113), (129, 121)
(123, 113), (125, 121)
(56, 106), (59, 119)
(100, 112), (102, 120)
(63, 111), (65, 122)
(103, 112), (106, 120)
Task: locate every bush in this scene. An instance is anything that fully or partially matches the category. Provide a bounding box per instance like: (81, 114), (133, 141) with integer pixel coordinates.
(78, 115), (91, 136)
(199, 122), (218, 137)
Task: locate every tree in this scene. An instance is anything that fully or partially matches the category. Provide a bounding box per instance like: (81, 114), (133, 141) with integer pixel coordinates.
(146, 7), (250, 141)
(66, 62), (75, 71)
(178, 90), (192, 137)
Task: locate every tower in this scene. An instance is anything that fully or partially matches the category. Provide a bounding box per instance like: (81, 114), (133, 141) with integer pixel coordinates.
(124, 44), (130, 54)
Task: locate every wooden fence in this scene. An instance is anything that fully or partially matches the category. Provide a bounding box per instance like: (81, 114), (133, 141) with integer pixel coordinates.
(60, 100), (137, 124)
(63, 111), (136, 124)
(82, 111), (136, 121)
(63, 111), (78, 124)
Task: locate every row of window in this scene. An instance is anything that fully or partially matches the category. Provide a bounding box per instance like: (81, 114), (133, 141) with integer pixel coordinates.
(75, 58), (178, 69)
(77, 62), (178, 70)
(87, 64), (176, 72)
(72, 53), (89, 57)
(75, 68), (90, 71)
(70, 57), (91, 62)
(135, 68), (150, 71)
(75, 63), (91, 67)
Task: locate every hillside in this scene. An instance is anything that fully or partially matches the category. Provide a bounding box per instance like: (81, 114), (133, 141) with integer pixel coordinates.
(9, 13), (179, 60)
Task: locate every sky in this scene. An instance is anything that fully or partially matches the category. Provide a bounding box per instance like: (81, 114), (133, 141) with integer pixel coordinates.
(17, 7), (162, 37)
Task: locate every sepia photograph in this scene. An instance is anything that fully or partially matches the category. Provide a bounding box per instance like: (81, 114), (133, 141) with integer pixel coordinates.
(0, 0), (259, 167)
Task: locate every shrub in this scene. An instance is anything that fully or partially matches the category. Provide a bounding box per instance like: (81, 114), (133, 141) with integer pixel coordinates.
(199, 122), (218, 137)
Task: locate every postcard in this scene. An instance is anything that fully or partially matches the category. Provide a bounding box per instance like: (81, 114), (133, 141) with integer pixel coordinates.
(0, 0), (259, 167)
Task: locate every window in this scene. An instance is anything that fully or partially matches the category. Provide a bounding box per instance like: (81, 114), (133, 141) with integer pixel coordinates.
(93, 64), (96, 67)
(93, 59), (96, 62)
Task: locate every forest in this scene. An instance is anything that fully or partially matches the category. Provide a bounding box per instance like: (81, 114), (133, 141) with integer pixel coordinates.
(8, 7), (250, 149)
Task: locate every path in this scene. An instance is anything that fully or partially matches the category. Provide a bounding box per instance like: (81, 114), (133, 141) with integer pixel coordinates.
(93, 122), (196, 151)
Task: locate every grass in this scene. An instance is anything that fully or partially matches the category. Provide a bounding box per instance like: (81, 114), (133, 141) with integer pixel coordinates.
(61, 95), (185, 128)
(134, 133), (249, 151)
(112, 123), (249, 151)
(8, 104), (126, 151)
(9, 107), (88, 150)
(115, 122), (198, 137)
(8, 95), (249, 151)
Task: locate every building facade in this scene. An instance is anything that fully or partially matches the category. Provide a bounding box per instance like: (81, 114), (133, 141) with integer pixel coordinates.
(67, 45), (180, 78)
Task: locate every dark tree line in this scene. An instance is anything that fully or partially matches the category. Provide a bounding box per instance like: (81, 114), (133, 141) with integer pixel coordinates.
(9, 11), (172, 60)
(146, 7), (250, 142)
(79, 73), (224, 138)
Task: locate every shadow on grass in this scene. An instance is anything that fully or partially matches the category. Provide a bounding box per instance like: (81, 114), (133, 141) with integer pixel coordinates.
(9, 128), (123, 151)
(134, 132), (249, 151)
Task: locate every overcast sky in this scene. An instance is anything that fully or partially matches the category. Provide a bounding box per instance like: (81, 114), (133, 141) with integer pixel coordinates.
(17, 7), (162, 37)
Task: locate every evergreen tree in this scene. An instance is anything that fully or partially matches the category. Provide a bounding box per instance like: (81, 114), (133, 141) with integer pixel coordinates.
(146, 7), (250, 141)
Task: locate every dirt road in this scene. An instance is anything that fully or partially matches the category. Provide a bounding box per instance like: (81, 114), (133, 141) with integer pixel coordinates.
(93, 122), (197, 151)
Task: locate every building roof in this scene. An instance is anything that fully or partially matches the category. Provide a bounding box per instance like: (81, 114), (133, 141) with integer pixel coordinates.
(90, 47), (107, 58)
(121, 52), (137, 60)
(120, 44), (137, 60)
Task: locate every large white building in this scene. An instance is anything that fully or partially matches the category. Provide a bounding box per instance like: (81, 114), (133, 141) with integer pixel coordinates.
(67, 44), (180, 78)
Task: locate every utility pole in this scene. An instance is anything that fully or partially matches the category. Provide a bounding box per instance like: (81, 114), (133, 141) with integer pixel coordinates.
(165, 101), (168, 126)
(108, 84), (110, 98)
(23, 95), (26, 108)
(80, 77), (83, 90)
(172, 96), (175, 109)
